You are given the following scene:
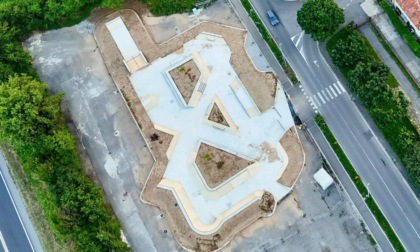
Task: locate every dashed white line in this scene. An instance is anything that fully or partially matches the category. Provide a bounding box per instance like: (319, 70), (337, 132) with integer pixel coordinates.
(309, 97), (318, 109)
(0, 231), (9, 252)
(317, 92), (326, 104)
(325, 88), (334, 99)
(337, 81), (346, 92)
(329, 85), (337, 97)
(333, 83), (342, 94)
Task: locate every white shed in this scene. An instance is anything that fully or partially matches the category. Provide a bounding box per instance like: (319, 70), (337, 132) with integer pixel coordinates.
(314, 168), (334, 190)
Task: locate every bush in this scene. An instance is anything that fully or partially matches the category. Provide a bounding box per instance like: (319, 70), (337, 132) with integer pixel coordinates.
(141, 0), (195, 16)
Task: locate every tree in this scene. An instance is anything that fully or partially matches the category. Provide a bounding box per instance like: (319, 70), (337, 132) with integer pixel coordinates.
(405, 142), (420, 188)
(0, 74), (63, 145)
(330, 30), (369, 69)
(348, 61), (390, 106)
(297, 0), (345, 41)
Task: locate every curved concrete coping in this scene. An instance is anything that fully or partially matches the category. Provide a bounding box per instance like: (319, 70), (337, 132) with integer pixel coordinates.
(190, 162), (260, 199)
(153, 124), (180, 160)
(203, 95), (239, 135)
(140, 94), (158, 111)
(158, 178), (264, 235)
(275, 142), (289, 180)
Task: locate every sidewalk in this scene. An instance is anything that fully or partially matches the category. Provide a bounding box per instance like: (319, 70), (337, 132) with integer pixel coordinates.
(361, 0), (420, 88)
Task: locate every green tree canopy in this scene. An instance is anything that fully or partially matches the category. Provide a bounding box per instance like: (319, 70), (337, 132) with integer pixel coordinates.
(330, 31), (369, 69)
(297, 0), (345, 41)
(405, 142), (420, 188)
(0, 74), (63, 145)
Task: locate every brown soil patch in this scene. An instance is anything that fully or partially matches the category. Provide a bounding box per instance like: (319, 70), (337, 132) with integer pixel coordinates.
(169, 60), (200, 104)
(278, 127), (304, 187)
(94, 7), (279, 251)
(208, 103), (229, 127)
(195, 143), (253, 188)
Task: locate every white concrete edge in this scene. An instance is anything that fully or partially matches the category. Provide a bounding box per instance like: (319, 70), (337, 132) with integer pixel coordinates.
(315, 41), (420, 206)
(287, 125), (307, 189)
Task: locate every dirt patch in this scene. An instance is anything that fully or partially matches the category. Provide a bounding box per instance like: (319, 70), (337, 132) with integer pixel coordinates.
(259, 191), (275, 213)
(208, 103), (229, 126)
(169, 60), (200, 104)
(278, 127), (304, 187)
(94, 8), (281, 251)
(195, 143), (253, 188)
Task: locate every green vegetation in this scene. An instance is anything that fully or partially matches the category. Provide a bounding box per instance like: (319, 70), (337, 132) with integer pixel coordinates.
(369, 24), (420, 95)
(0, 0), (128, 251)
(327, 25), (420, 188)
(0, 75), (128, 251)
(377, 0), (420, 58)
(314, 115), (404, 252)
(240, 0), (298, 84)
(297, 0), (344, 41)
(141, 0), (195, 16)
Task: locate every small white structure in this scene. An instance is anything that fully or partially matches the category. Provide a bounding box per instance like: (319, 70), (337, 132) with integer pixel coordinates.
(314, 168), (334, 190)
(106, 17), (148, 73)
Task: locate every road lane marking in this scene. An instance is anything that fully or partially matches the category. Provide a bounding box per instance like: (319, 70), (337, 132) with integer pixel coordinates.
(329, 85), (337, 97)
(313, 95), (321, 106)
(335, 111), (420, 245)
(337, 80), (346, 92)
(325, 88), (334, 99)
(317, 92), (326, 104)
(0, 231), (9, 252)
(333, 83), (342, 94)
(0, 171), (34, 252)
(295, 31), (304, 47)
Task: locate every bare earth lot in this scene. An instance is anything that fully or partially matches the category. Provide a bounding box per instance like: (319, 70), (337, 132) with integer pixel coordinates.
(169, 60), (200, 104)
(23, 0), (376, 251)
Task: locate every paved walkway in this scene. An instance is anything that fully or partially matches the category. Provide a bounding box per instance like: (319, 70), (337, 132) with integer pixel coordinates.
(362, 0), (420, 88)
(359, 25), (420, 119)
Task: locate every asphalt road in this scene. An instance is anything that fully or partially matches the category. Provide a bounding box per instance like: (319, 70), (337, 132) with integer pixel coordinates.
(232, 0), (420, 251)
(0, 155), (34, 252)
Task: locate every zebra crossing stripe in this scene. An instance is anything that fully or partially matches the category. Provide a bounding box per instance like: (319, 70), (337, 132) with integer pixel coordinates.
(333, 83), (342, 94)
(337, 81), (346, 92)
(326, 88), (334, 99)
(321, 90), (330, 101)
(317, 92), (326, 104)
(313, 95), (321, 106)
(329, 85), (337, 97)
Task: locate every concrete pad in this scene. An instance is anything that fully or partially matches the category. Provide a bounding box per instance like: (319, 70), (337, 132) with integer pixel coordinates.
(130, 32), (294, 235)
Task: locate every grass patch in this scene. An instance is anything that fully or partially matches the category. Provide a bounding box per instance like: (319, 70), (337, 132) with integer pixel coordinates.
(240, 0), (298, 85)
(1, 143), (70, 252)
(369, 24), (420, 95)
(377, 0), (420, 58)
(314, 115), (404, 252)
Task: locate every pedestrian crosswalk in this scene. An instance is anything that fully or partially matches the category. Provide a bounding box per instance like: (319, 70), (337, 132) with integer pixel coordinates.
(299, 81), (346, 112)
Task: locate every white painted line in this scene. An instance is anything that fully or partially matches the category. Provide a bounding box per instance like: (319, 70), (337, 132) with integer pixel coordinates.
(295, 31), (304, 47)
(321, 90), (330, 101)
(333, 83), (342, 94)
(329, 85), (337, 97)
(317, 92), (326, 104)
(313, 95), (321, 106)
(0, 231), (9, 252)
(309, 97), (318, 109)
(325, 88), (334, 99)
(337, 81), (346, 92)
(0, 171), (34, 252)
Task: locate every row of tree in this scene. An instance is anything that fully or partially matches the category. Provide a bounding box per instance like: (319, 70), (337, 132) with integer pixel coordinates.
(0, 0), (130, 251)
(328, 27), (420, 187)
